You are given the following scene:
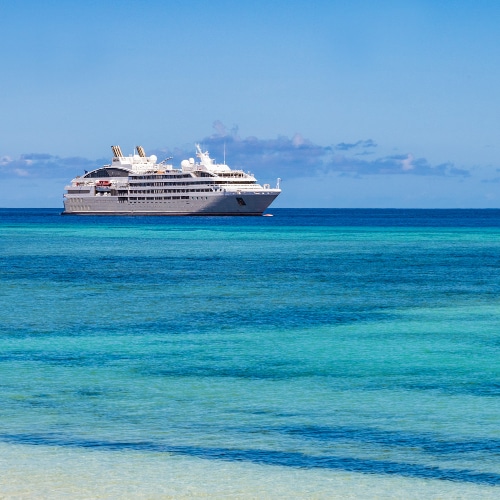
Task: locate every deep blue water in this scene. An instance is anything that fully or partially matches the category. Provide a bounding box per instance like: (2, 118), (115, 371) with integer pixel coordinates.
(0, 208), (499, 486)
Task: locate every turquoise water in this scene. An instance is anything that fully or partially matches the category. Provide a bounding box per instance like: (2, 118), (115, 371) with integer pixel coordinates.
(0, 208), (499, 496)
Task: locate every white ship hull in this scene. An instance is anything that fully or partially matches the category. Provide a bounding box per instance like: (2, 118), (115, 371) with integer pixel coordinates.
(63, 191), (279, 215)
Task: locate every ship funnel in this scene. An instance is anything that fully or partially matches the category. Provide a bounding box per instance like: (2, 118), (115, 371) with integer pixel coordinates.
(136, 146), (146, 158)
(111, 145), (124, 158)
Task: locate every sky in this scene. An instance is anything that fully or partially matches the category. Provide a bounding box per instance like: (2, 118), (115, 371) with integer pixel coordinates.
(1, 0), (500, 208)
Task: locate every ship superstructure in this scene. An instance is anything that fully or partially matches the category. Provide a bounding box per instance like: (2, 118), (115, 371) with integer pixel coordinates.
(63, 145), (281, 215)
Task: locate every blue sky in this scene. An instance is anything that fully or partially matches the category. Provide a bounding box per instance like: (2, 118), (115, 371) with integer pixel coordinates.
(1, 0), (500, 208)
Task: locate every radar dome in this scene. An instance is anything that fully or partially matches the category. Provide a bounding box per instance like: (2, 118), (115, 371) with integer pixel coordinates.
(149, 155), (157, 163)
(181, 159), (190, 168)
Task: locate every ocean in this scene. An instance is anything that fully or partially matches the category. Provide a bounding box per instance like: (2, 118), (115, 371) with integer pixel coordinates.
(0, 208), (499, 498)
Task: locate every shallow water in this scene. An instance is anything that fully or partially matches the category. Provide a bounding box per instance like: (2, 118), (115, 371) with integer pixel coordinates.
(1, 443), (498, 499)
(0, 208), (499, 497)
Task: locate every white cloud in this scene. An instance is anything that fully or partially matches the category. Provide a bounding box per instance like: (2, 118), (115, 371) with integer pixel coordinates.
(13, 168), (29, 177)
(401, 154), (414, 171)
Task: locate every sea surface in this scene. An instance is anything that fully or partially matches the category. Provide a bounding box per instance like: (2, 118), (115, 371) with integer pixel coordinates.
(0, 208), (499, 498)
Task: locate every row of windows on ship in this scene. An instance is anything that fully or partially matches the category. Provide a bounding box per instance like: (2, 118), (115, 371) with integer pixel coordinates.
(71, 196), (206, 206)
(131, 172), (247, 179)
(117, 188), (216, 194)
(127, 180), (256, 187)
(131, 173), (208, 179)
(84, 171), (219, 179)
(121, 196), (193, 202)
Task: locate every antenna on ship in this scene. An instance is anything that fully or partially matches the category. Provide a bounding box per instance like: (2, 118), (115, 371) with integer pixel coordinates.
(223, 142), (226, 165)
(159, 156), (173, 165)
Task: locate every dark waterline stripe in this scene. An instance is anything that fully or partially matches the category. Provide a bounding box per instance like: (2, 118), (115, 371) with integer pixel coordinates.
(1, 434), (499, 486)
(279, 425), (500, 455)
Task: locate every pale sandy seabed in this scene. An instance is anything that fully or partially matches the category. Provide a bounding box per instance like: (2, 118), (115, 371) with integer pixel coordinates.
(0, 444), (498, 499)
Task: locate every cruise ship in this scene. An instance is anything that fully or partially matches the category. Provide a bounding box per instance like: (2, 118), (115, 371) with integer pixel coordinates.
(63, 145), (281, 215)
